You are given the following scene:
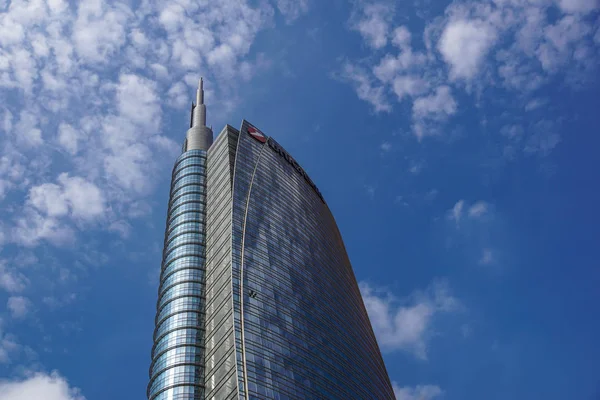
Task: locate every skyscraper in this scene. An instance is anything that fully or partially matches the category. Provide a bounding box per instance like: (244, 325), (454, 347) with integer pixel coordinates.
(148, 79), (395, 400)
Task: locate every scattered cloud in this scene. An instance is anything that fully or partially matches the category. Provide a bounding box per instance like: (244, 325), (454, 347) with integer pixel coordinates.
(449, 200), (490, 226)
(108, 220), (132, 239)
(341, 63), (392, 113)
(556, 0), (599, 14)
(446, 200), (506, 272)
(7, 296), (31, 319)
(351, 2), (394, 49)
(343, 0), (599, 149)
(0, 262), (28, 293)
(391, 26), (412, 48)
(524, 129), (561, 156)
(380, 142), (392, 152)
(394, 188), (439, 208)
(468, 201), (488, 218)
(394, 195), (409, 207)
(413, 86), (457, 119)
(56, 124), (83, 156)
(8, 173), (106, 247)
(0, 0), (286, 251)
(439, 19), (497, 81)
(360, 280), (460, 359)
(461, 323), (472, 338)
(275, 0), (309, 23)
(42, 293), (78, 310)
(448, 200), (465, 225)
(412, 86), (458, 139)
(413, 86), (458, 120)
(13, 111), (43, 147)
(28, 174), (105, 222)
(0, 330), (21, 365)
(0, 372), (84, 400)
(409, 162), (424, 175)
(393, 383), (444, 400)
(425, 189), (439, 203)
(12, 209), (75, 248)
(365, 185), (376, 199)
(479, 248), (494, 265)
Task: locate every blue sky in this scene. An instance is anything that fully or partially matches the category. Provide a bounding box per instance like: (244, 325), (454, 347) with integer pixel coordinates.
(0, 0), (599, 399)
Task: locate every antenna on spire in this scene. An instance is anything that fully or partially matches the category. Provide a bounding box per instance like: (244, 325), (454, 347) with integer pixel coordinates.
(191, 77), (207, 128)
(196, 77), (204, 106)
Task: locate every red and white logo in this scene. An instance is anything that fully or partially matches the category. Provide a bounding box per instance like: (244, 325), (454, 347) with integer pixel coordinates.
(248, 125), (267, 143)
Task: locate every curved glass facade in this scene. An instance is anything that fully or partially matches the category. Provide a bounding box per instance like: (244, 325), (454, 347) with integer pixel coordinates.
(149, 116), (394, 399)
(148, 150), (207, 400)
(231, 121), (394, 399)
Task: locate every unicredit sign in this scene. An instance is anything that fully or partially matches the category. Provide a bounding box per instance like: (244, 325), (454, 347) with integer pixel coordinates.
(266, 137), (325, 203)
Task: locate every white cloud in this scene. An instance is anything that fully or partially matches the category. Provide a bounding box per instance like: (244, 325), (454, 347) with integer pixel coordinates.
(108, 220), (131, 239)
(556, 0), (599, 14)
(12, 209), (75, 247)
(28, 174), (105, 222)
(409, 161), (424, 175)
(7, 296), (31, 319)
(496, 50), (545, 92)
(479, 248), (494, 265)
(446, 200), (506, 270)
(536, 15), (593, 72)
(0, 180), (10, 201)
(380, 142), (392, 152)
(207, 44), (236, 71)
(0, 330), (21, 364)
(360, 280), (460, 359)
(14, 111), (43, 147)
(343, 0), (599, 142)
(449, 200), (465, 225)
(167, 82), (189, 109)
(275, 0), (309, 22)
(0, 263), (28, 293)
(373, 50), (427, 84)
(0, 0), (283, 250)
(393, 383), (444, 400)
(461, 323), (472, 338)
(524, 129), (561, 156)
(391, 26), (412, 48)
(439, 19), (497, 80)
(449, 200), (490, 226)
(341, 63), (391, 113)
(150, 63), (169, 81)
(468, 201), (488, 218)
(0, 372), (84, 400)
(413, 86), (457, 120)
(103, 140), (154, 195)
(72, 0), (131, 63)
(524, 98), (547, 111)
(392, 76), (428, 101)
(58, 174), (105, 220)
(353, 3), (394, 49)
(0, 14), (25, 47)
(115, 73), (160, 131)
(29, 184), (69, 218)
(11, 49), (37, 93)
(57, 123), (83, 155)
(1, 110), (12, 133)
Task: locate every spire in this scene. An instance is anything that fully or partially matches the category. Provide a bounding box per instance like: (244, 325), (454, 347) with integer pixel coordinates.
(196, 78), (204, 105)
(185, 77), (213, 151)
(191, 78), (207, 128)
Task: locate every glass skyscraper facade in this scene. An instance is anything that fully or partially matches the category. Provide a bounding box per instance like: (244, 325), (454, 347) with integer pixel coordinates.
(148, 80), (395, 400)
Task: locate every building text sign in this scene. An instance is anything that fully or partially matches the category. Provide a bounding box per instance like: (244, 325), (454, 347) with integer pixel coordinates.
(266, 137), (325, 203)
